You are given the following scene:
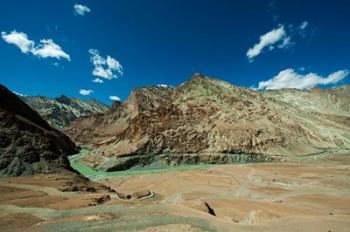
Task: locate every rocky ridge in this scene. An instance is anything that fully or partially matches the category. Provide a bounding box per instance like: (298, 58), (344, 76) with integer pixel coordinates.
(22, 95), (109, 129)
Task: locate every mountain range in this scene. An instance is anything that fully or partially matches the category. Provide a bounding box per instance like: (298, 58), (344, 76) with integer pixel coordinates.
(21, 95), (109, 129)
(62, 73), (350, 171)
(1, 73), (349, 175)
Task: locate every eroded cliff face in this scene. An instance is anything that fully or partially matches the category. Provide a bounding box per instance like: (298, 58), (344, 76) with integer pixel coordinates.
(65, 74), (350, 171)
(0, 84), (78, 176)
(22, 95), (110, 129)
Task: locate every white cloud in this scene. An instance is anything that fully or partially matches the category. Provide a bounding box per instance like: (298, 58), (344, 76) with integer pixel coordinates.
(157, 84), (171, 88)
(258, 69), (348, 90)
(79, 89), (94, 95)
(299, 21), (308, 30)
(1, 31), (70, 61)
(92, 78), (104, 84)
(106, 56), (123, 71)
(88, 49), (123, 80)
(247, 25), (288, 61)
(278, 37), (291, 49)
(31, 39), (70, 60)
(74, 4), (91, 16)
(247, 22), (309, 62)
(298, 21), (309, 38)
(109, 96), (121, 101)
(1, 31), (34, 53)
(92, 66), (113, 79)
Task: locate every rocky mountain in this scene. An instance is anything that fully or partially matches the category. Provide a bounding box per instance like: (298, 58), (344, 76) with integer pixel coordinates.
(22, 95), (109, 129)
(65, 73), (350, 171)
(0, 84), (78, 176)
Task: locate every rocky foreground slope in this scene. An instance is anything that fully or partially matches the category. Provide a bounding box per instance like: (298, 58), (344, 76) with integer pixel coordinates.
(66, 73), (350, 171)
(22, 95), (109, 129)
(0, 84), (78, 176)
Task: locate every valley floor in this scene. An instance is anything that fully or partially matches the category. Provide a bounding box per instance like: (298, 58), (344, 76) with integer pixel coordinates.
(0, 153), (350, 231)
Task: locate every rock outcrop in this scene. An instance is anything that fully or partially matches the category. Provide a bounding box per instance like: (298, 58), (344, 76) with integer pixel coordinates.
(65, 74), (350, 171)
(111, 100), (122, 110)
(22, 95), (109, 129)
(0, 84), (78, 176)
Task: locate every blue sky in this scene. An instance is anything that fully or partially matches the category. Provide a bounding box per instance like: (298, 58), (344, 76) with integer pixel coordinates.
(0, 0), (349, 104)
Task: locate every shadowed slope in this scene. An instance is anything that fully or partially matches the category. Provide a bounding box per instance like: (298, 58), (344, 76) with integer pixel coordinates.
(0, 84), (78, 176)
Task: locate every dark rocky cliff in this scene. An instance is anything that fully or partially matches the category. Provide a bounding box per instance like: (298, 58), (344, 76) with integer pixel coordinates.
(0, 84), (78, 176)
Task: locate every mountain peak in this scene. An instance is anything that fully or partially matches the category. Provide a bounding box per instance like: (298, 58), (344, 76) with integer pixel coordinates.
(192, 72), (205, 79)
(55, 95), (71, 105)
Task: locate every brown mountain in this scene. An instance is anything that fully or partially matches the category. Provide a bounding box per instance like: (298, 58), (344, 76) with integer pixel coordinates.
(0, 84), (78, 176)
(65, 73), (350, 171)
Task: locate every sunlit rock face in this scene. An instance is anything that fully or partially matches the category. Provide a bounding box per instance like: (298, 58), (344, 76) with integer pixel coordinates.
(65, 74), (350, 171)
(0, 84), (78, 176)
(22, 95), (110, 129)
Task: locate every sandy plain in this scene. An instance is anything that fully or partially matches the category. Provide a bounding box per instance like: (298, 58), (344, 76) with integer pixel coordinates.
(0, 152), (349, 232)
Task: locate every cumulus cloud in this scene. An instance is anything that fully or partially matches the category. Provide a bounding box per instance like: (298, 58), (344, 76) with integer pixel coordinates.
(79, 89), (94, 95)
(247, 22), (309, 62)
(109, 96), (121, 101)
(1, 31), (34, 53)
(31, 39), (70, 60)
(74, 4), (91, 16)
(88, 49), (123, 80)
(1, 31), (70, 61)
(258, 69), (348, 90)
(247, 25), (289, 61)
(92, 78), (104, 84)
